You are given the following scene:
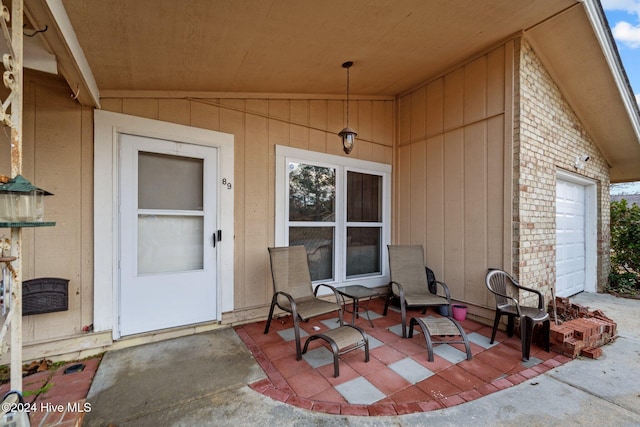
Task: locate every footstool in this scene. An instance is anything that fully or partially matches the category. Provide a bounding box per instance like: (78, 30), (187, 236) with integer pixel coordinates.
(408, 316), (472, 362)
(302, 324), (369, 377)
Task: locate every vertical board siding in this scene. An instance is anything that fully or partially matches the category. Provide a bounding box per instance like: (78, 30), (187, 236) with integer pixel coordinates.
(425, 135), (445, 273)
(245, 100), (270, 307)
(464, 56), (487, 123)
(99, 96), (393, 314)
(426, 79), (444, 136)
(396, 145), (412, 242)
(398, 95), (411, 145)
(289, 100), (309, 150)
(409, 140), (426, 245)
(395, 45), (508, 309)
(309, 100), (328, 153)
(122, 98), (158, 119)
(487, 115), (505, 307)
(443, 68), (464, 131)
(0, 72), (93, 342)
(410, 87), (426, 141)
(487, 47), (506, 116)
(463, 122), (488, 302)
(358, 100), (373, 143)
(373, 101), (394, 145)
(159, 99), (190, 125)
(443, 129), (465, 297)
(29, 78), (85, 340)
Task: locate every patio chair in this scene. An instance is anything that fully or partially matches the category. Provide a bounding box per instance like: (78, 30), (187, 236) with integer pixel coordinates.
(265, 246), (343, 360)
(383, 245), (452, 338)
(485, 268), (550, 361)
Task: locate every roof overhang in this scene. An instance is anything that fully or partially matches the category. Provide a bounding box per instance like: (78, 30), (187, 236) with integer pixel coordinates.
(526, 0), (640, 182)
(24, 0), (100, 107)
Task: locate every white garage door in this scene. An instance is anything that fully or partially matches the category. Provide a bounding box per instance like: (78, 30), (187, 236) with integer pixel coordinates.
(556, 179), (586, 297)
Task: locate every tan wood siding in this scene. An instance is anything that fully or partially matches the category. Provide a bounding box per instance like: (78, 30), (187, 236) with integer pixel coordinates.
(1, 71), (94, 343)
(396, 145), (412, 242)
(409, 140), (426, 245)
(463, 122), (488, 303)
(425, 135), (445, 274)
(426, 79), (444, 136)
(101, 96), (393, 314)
(3, 69), (393, 345)
(443, 129), (465, 297)
(395, 45), (509, 311)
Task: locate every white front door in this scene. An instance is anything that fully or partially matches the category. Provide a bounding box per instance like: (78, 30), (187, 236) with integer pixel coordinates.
(556, 178), (586, 297)
(119, 133), (218, 336)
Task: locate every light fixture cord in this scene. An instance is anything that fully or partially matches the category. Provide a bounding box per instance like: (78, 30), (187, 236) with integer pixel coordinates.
(346, 66), (350, 127)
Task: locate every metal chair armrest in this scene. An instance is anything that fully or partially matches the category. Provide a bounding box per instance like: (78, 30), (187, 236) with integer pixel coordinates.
(314, 283), (343, 324)
(315, 283), (342, 305)
(433, 280), (452, 303)
(389, 281), (406, 302)
(275, 290), (298, 316)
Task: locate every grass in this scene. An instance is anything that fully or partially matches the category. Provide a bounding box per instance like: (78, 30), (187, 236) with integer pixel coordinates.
(22, 381), (53, 397)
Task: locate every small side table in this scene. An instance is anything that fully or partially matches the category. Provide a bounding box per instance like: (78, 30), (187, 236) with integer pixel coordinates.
(334, 285), (380, 327)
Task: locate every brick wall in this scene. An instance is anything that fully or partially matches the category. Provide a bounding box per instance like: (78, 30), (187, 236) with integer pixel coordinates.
(513, 38), (611, 305)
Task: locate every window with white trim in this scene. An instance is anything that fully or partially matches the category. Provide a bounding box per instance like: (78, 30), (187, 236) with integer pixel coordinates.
(275, 146), (391, 288)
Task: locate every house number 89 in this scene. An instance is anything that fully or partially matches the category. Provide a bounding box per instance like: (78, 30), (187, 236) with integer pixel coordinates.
(222, 178), (232, 189)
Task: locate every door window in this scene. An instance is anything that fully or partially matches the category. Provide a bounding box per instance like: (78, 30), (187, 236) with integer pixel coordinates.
(137, 152), (205, 274)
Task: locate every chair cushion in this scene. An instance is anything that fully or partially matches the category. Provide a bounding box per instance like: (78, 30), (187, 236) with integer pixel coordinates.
(287, 298), (340, 321)
(404, 293), (448, 307)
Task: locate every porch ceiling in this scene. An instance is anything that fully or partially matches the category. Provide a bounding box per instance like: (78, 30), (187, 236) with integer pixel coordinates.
(24, 0), (640, 182)
(57, 0), (577, 96)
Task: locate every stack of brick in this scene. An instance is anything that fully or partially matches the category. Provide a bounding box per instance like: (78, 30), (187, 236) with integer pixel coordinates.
(547, 297), (617, 359)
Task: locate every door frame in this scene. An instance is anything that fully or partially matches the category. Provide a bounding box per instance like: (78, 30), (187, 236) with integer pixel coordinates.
(94, 110), (234, 339)
(556, 169), (597, 294)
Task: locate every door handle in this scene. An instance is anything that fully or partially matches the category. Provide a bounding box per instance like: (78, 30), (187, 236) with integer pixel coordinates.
(212, 230), (222, 247)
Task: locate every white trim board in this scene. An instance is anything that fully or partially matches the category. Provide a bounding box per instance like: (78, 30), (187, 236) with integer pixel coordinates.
(94, 110), (234, 338)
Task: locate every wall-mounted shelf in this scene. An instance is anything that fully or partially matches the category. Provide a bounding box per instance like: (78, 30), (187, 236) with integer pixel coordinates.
(0, 222), (56, 228)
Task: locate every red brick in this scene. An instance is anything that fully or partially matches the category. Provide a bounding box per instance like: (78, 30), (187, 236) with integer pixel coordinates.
(581, 347), (603, 359)
(417, 400), (444, 412)
(439, 394), (466, 408)
(564, 337), (585, 352)
(571, 325), (591, 341)
(591, 309), (611, 320)
(313, 401), (341, 415)
(550, 325), (573, 343)
(394, 402), (422, 415)
(491, 378), (513, 390)
(340, 404), (369, 416)
(584, 317), (606, 334)
(551, 336), (586, 358)
(368, 403), (398, 416)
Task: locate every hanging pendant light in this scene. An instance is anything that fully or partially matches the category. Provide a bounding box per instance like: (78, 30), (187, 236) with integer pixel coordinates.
(338, 61), (357, 154)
